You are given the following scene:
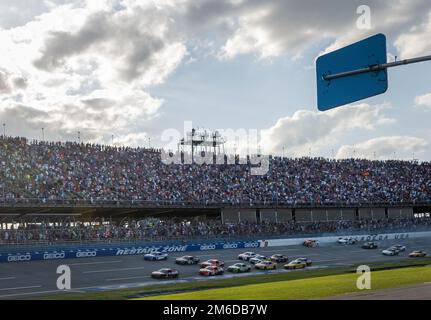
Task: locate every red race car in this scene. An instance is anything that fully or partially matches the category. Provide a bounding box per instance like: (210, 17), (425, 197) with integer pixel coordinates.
(199, 259), (225, 268)
(303, 240), (319, 248)
(199, 265), (224, 276)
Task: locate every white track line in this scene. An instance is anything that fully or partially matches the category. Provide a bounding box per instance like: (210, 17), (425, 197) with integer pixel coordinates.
(258, 249), (301, 253)
(68, 260), (123, 266)
(106, 276), (151, 282)
(83, 266), (147, 274)
(0, 285), (42, 292)
(313, 259), (343, 263)
(0, 289), (83, 299)
(195, 254), (223, 258)
(0, 277), (16, 281)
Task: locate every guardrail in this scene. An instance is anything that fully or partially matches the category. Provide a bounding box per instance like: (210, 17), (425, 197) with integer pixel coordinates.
(0, 239), (261, 263)
(2, 226), (431, 248)
(1, 228), (431, 263)
(0, 197), (430, 209)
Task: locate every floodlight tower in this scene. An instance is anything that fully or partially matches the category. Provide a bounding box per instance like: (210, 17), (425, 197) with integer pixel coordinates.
(179, 128), (226, 163)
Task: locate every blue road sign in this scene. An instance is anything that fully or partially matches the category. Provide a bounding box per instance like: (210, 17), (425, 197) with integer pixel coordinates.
(316, 33), (388, 111)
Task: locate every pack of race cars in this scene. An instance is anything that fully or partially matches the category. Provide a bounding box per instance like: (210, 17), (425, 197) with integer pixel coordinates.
(338, 238), (426, 258)
(149, 239), (427, 279)
(150, 251), (313, 279)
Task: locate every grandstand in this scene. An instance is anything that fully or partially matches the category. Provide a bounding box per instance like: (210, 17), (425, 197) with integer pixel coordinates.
(1, 135), (431, 243)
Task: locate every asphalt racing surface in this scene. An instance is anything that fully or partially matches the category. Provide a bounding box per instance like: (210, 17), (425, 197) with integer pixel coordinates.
(0, 237), (430, 299)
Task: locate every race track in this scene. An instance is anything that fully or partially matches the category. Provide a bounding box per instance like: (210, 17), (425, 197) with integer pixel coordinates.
(0, 237), (430, 299)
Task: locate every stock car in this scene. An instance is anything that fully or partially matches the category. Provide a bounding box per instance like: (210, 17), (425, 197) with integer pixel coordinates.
(391, 245), (406, 252)
(151, 268), (179, 279)
(227, 263), (252, 273)
(270, 254), (289, 263)
(144, 251), (169, 261)
(361, 242), (378, 249)
(296, 257), (312, 266)
(382, 248), (400, 256)
(238, 252), (257, 261)
(337, 237), (358, 245)
(200, 259), (225, 268)
(175, 255), (200, 265)
(255, 260), (277, 270)
(284, 259), (307, 270)
(303, 240), (319, 247)
(249, 254), (267, 265)
(409, 250), (427, 258)
(199, 265), (224, 276)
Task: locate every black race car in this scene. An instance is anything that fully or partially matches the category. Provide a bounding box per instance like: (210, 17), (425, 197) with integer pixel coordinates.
(270, 254), (289, 263)
(296, 257), (312, 266)
(362, 242), (378, 249)
(175, 255), (200, 265)
(151, 268), (179, 279)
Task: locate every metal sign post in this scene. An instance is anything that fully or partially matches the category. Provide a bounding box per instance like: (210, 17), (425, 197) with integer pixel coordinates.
(324, 54), (431, 81)
(316, 33), (431, 111)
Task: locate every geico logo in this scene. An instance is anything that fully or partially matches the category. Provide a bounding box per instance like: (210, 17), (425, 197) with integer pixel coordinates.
(223, 243), (238, 249)
(200, 244), (216, 250)
(7, 254), (31, 262)
(43, 252), (65, 260)
(244, 242), (259, 248)
(76, 251), (97, 258)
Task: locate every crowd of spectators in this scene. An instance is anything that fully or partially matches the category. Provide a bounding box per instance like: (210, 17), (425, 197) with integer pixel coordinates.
(1, 217), (431, 245)
(1, 136), (431, 205)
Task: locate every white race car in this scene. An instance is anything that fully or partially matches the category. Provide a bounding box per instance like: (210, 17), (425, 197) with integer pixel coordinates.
(227, 263), (252, 273)
(390, 245), (406, 252)
(144, 252), (168, 261)
(249, 254), (267, 265)
(337, 237), (357, 245)
(238, 252), (257, 261)
(382, 248), (400, 256)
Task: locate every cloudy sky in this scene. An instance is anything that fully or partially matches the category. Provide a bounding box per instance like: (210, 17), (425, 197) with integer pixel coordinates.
(1, 0), (431, 160)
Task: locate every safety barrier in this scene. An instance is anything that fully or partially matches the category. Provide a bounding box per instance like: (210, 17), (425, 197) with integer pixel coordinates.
(0, 239), (260, 263)
(1, 230), (430, 263)
(259, 231), (431, 247)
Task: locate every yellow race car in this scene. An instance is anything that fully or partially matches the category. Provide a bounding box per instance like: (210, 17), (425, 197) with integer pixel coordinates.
(284, 259), (307, 270)
(408, 250), (427, 258)
(255, 260), (277, 270)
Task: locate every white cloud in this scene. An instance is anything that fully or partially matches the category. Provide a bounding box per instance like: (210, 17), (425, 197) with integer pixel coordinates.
(415, 92), (431, 108)
(336, 136), (428, 160)
(260, 103), (395, 157)
(1, 0), (431, 149)
(218, 0), (431, 60)
(395, 12), (431, 58)
(112, 132), (150, 148)
(0, 1), (186, 146)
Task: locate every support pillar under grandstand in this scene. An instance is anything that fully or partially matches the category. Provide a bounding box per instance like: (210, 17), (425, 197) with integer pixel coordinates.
(295, 209), (313, 222)
(221, 209), (257, 223)
(388, 207), (414, 219)
(276, 209), (293, 222)
(239, 209), (257, 223)
(340, 208), (356, 221)
(260, 209), (277, 223)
